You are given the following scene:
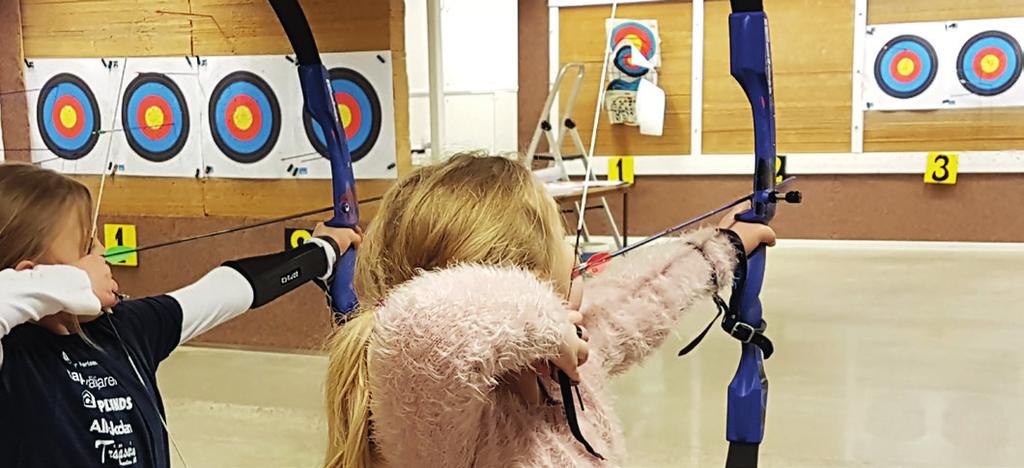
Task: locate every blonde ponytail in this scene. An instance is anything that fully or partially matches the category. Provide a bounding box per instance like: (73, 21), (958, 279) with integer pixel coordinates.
(324, 311), (375, 468)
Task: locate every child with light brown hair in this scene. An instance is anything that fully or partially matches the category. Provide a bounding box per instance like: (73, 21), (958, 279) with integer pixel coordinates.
(0, 162), (360, 468)
(324, 153), (775, 467)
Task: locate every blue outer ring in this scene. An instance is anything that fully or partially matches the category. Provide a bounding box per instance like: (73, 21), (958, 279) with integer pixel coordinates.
(873, 35), (937, 99)
(207, 71), (281, 164)
(122, 73), (189, 162)
(608, 22), (657, 60)
(37, 73), (101, 160)
(303, 68), (381, 163)
(956, 31), (1023, 96)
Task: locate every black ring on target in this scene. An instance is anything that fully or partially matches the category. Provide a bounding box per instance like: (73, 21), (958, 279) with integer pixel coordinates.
(956, 30), (1023, 96)
(121, 73), (189, 162)
(873, 35), (938, 99)
(302, 68), (381, 163)
(208, 71), (281, 164)
(36, 73), (102, 160)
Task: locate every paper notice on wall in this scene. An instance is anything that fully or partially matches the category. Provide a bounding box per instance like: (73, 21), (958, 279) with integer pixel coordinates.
(636, 78), (665, 136)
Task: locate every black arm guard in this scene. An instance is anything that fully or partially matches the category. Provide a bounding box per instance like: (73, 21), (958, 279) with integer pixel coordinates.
(222, 241), (333, 309)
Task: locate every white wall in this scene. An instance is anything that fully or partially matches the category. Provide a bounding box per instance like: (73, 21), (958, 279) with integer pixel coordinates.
(405, 0), (519, 158)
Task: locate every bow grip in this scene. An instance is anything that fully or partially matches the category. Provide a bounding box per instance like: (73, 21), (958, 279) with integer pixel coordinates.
(297, 63), (361, 315)
(726, 244), (768, 444)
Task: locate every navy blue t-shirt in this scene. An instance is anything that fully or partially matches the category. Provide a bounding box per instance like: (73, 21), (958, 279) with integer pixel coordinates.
(0, 295), (183, 468)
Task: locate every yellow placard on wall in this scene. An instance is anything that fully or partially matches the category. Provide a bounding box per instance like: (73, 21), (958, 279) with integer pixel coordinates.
(925, 152), (958, 185)
(103, 224), (138, 267)
(285, 228), (313, 250)
(776, 155), (787, 183)
(608, 156), (635, 183)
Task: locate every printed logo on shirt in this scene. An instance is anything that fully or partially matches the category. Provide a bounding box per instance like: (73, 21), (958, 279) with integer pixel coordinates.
(281, 268), (301, 285)
(82, 390), (134, 413)
(63, 351), (98, 368)
(67, 369), (119, 390)
(95, 439), (138, 466)
(90, 418), (134, 436)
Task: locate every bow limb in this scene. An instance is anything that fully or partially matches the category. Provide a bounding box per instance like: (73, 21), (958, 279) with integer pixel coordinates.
(270, 0), (360, 319)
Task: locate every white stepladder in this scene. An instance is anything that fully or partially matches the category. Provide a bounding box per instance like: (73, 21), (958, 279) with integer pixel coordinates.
(526, 63), (623, 250)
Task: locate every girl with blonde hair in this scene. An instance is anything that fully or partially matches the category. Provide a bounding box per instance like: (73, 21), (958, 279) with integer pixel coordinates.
(324, 153), (775, 467)
(0, 162), (360, 467)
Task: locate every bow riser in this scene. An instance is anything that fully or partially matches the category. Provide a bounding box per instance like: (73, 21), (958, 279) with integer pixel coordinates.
(727, 4), (775, 452)
(271, 0), (360, 315)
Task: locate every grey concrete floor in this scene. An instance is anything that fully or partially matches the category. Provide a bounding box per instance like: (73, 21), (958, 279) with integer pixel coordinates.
(158, 242), (1024, 467)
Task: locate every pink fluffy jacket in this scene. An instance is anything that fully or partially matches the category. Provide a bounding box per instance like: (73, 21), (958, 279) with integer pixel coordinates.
(367, 229), (741, 467)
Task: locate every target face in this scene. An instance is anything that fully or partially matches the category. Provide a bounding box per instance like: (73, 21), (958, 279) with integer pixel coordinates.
(873, 35), (938, 99)
(613, 46), (649, 77)
(36, 73), (101, 160)
(957, 31), (1023, 96)
(121, 73), (189, 162)
(609, 22), (657, 61)
(208, 71), (281, 163)
(302, 68), (381, 163)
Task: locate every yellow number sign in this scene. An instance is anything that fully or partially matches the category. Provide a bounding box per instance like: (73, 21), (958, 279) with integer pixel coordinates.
(925, 152), (958, 184)
(286, 228), (313, 250)
(103, 224), (138, 267)
(608, 156), (635, 183)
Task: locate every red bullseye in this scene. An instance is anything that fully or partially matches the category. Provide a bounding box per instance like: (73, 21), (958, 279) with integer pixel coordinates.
(972, 46), (1008, 80)
(889, 50), (922, 83)
(136, 95), (174, 140)
(225, 95), (262, 142)
(52, 95), (85, 139)
(334, 92), (362, 140)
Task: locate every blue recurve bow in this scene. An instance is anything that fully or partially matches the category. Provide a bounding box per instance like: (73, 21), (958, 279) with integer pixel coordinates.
(725, 1), (800, 466)
(270, 0), (361, 320)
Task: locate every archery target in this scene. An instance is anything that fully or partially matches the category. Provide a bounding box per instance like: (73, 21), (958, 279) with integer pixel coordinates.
(873, 35), (938, 99)
(302, 68), (381, 163)
(956, 30), (1023, 96)
(36, 73), (101, 160)
(613, 46), (649, 78)
(121, 73), (189, 162)
(208, 71), (281, 163)
(608, 21), (657, 62)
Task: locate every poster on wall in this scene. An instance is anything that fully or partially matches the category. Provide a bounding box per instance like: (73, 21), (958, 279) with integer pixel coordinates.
(603, 19), (664, 135)
(24, 58), (124, 174)
(111, 58), (204, 177)
(199, 51), (397, 180)
(862, 18), (1024, 111)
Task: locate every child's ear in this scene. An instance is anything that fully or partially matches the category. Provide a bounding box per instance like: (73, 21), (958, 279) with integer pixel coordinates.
(14, 260), (35, 271)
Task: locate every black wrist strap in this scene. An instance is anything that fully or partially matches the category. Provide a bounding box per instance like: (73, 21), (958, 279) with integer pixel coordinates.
(678, 231), (774, 359)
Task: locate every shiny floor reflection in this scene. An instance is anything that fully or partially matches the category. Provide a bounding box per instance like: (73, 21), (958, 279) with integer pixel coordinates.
(159, 243), (1024, 467)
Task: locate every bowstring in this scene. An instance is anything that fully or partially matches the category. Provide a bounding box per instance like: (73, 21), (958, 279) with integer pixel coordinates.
(90, 58), (130, 242)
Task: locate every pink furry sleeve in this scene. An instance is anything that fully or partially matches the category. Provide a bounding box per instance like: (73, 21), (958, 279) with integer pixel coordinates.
(580, 228), (740, 376)
(368, 264), (569, 466)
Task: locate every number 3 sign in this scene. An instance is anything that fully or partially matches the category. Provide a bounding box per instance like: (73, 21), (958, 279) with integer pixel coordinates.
(925, 152), (958, 185)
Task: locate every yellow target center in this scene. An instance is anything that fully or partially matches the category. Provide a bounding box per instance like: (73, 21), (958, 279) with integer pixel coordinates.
(896, 57), (916, 76)
(144, 106), (165, 130)
(59, 105), (78, 129)
(981, 54), (1001, 74)
(338, 104), (352, 128)
(233, 106), (254, 131)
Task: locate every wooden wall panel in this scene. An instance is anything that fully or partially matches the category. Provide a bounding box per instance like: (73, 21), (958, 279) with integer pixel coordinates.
(558, 2), (692, 156)
(21, 0), (194, 57)
(703, 0), (853, 154)
(863, 0), (1024, 152)
(868, 0), (1024, 23)
(0, 0), (30, 161)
